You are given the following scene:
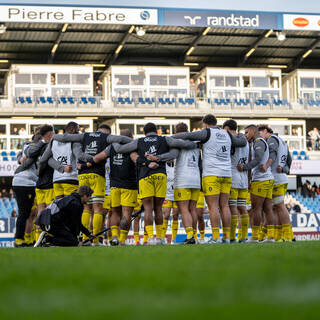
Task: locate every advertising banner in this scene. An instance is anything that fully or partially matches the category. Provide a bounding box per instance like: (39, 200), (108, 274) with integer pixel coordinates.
(290, 160), (320, 175)
(283, 14), (320, 31)
(163, 10), (280, 29)
(0, 161), (18, 177)
(0, 5), (158, 25)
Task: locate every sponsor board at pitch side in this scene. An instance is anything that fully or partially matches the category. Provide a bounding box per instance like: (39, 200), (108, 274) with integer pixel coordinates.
(163, 10), (280, 29)
(283, 14), (320, 31)
(0, 5), (158, 25)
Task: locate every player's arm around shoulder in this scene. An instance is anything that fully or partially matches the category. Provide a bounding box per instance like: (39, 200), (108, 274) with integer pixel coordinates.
(54, 133), (83, 143)
(165, 136), (197, 149)
(112, 140), (138, 154)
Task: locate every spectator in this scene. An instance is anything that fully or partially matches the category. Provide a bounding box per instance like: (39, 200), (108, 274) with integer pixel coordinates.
(197, 78), (206, 99)
(1, 189), (8, 198)
(18, 127), (28, 136)
(12, 127), (19, 135)
(308, 127), (320, 150)
(189, 78), (196, 98)
(292, 203), (301, 213)
(302, 180), (312, 198)
(8, 188), (14, 200)
(311, 186), (316, 199)
(285, 203), (292, 212)
(96, 80), (103, 96)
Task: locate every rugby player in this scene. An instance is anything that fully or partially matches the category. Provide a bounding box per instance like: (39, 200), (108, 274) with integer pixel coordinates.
(196, 191), (206, 244)
(112, 122), (196, 244)
(54, 124), (132, 244)
(223, 120), (250, 243)
(161, 160), (178, 244)
(90, 129), (138, 246)
(103, 158), (112, 245)
(173, 114), (247, 243)
(258, 126), (294, 242)
(237, 125), (275, 243)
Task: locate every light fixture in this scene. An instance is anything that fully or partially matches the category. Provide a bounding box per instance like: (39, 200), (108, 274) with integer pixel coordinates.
(245, 48), (255, 57)
(184, 62), (199, 66)
(76, 117), (98, 120)
(302, 49), (313, 59)
(136, 27), (146, 37)
(268, 65), (287, 69)
(267, 118), (288, 121)
(128, 25), (135, 34)
(276, 32), (286, 41)
(11, 116), (34, 119)
(144, 117), (166, 120)
(85, 64), (106, 67)
(186, 47), (195, 56)
(265, 29), (273, 38)
(115, 45), (123, 55)
(202, 27), (210, 36)
(51, 43), (59, 54)
(0, 59), (8, 63)
(0, 25), (6, 34)
(61, 24), (68, 33)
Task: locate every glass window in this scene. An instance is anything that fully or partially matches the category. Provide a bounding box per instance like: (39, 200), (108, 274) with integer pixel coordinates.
(288, 139), (302, 151)
(210, 76), (224, 87)
(272, 125), (290, 136)
(15, 74), (31, 84)
(301, 92), (314, 100)
(119, 124), (134, 135)
(136, 125), (144, 135)
(115, 88), (130, 98)
(150, 90), (167, 98)
(169, 75), (187, 86)
(262, 90), (280, 100)
(300, 78), (314, 89)
(11, 138), (28, 150)
(252, 77), (269, 87)
(291, 125), (303, 136)
(168, 89), (187, 98)
(225, 76), (239, 87)
(243, 76), (250, 88)
(0, 138), (7, 150)
(130, 74), (145, 86)
(115, 74), (129, 86)
(51, 88), (71, 97)
(270, 77), (279, 89)
(32, 74), (47, 85)
(72, 74), (90, 85)
(10, 124), (27, 136)
(316, 78), (320, 89)
(32, 88), (48, 97)
(78, 125), (90, 133)
(131, 90), (146, 99)
(72, 90), (91, 97)
(156, 125), (170, 135)
(15, 88), (31, 97)
(30, 125), (41, 135)
(315, 91), (320, 100)
(57, 74), (70, 85)
(225, 90), (239, 99)
(0, 125), (6, 135)
(150, 75), (168, 86)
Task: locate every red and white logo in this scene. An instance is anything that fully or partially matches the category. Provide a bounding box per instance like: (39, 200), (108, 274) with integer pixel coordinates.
(293, 17), (309, 27)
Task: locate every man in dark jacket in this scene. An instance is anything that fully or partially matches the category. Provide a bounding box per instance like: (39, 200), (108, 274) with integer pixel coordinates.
(34, 185), (93, 247)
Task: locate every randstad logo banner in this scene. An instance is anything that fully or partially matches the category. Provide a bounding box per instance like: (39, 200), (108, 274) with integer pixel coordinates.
(0, 5), (158, 25)
(163, 10), (279, 29)
(283, 14), (320, 31)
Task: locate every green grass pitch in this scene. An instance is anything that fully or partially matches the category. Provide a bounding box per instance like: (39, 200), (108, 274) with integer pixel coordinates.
(0, 242), (320, 320)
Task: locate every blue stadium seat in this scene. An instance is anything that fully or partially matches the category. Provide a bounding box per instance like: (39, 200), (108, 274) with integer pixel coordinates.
(300, 151), (306, 156)
(60, 97), (67, 104)
(88, 97), (96, 104)
(179, 98), (186, 105)
(0, 200), (8, 218)
(117, 97), (125, 104)
(81, 97), (88, 104)
(1, 151), (7, 156)
(39, 97), (46, 104)
(158, 98), (166, 105)
(124, 97), (133, 104)
(67, 97), (75, 104)
(11, 157), (17, 161)
(138, 97), (146, 104)
(185, 98), (195, 105)
(2, 156), (9, 161)
(3, 198), (13, 215)
(47, 97), (54, 104)
(297, 156), (302, 160)
(10, 151), (16, 156)
(26, 96), (32, 104)
(145, 98), (155, 104)
(18, 97), (25, 104)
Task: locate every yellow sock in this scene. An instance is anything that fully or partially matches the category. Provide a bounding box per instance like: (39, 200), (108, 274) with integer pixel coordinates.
(15, 238), (24, 245)
(143, 232), (148, 243)
(145, 225), (154, 240)
(252, 226), (260, 240)
(275, 225), (282, 241)
(24, 232), (32, 245)
(111, 226), (119, 239)
(172, 220), (178, 241)
(92, 213), (103, 244)
(193, 229), (198, 241)
(119, 230), (129, 243)
(230, 215), (238, 240)
(212, 227), (220, 240)
(81, 209), (91, 241)
(267, 225), (275, 239)
(35, 228), (42, 241)
(223, 227), (230, 240)
(240, 214), (249, 240)
(282, 224), (293, 242)
(237, 229), (242, 241)
(162, 219), (169, 240)
(258, 226), (268, 241)
(185, 227), (194, 240)
(155, 224), (162, 239)
(200, 229), (205, 240)
(134, 232), (140, 243)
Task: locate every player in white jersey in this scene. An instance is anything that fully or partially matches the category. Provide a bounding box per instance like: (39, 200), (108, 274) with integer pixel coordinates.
(258, 126), (294, 242)
(161, 161), (179, 244)
(237, 125), (275, 243)
(173, 114), (247, 244)
(173, 122), (201, 244)
(223, 120), (250, 243)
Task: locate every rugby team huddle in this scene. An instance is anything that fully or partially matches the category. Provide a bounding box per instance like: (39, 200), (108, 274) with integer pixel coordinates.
(12, 113), (294, 247)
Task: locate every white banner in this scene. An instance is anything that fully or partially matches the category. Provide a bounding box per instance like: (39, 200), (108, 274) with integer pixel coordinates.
(290, 160), (320, 175)
(0, 5), (158, 25)
(283, 14), (320, 31)
(0, 161), (18, 177)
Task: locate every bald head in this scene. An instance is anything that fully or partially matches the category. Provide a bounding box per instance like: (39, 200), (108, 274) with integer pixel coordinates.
(120, 128), (133, 138)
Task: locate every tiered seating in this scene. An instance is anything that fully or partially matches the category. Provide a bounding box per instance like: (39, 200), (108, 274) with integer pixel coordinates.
(0, 198), (18, 218)
(16, 96), (97, 105)
(289, 193), (320, 213)
(292, 150), (309, 160)
(0, 150), (19, 161)
(117, 97), (195, 105)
